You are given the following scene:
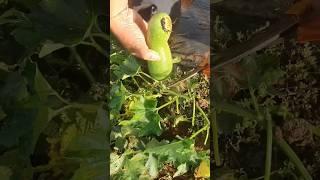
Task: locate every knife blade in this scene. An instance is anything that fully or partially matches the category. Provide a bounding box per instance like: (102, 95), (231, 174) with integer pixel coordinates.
(212, 0), (312, 70)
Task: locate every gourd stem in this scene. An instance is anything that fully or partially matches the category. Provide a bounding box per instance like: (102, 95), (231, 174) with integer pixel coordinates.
(275, 138), (312, 180)
(212, 110), (221, 166)
(196, 104), (210, 145)
(264, 109), (273, 180)
(192, 95), (196, 126)
(156, 97), (178, 111)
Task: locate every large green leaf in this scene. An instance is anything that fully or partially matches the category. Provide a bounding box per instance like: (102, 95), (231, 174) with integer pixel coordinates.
(0, 103), (50, 153)
(113, 153), (148, 180)
(119, 96), (162, 137)
(38, 42), (65, 58)
(0, 61), (54, 153)
(0, 149), (33, 180)
(64, 128), (107, 162)
(145, 139), (199, 166)
(12, 0), (93, 50)
(109, 82), (127, 117)
(111, 55), (141, 80)
(0, 72), (29, 106)
(64, 128), (107, 180)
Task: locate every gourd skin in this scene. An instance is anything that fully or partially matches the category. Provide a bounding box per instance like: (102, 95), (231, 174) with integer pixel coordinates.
(147, 12), (173, 80)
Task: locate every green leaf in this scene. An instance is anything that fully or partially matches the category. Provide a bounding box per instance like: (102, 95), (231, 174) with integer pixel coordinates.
(95, 105), (108, 129)
(64, 128), (107, 162)
(29, 106), (51, 152)
(109, 82), (127, 116)
(71, 161), (107, 180)
(34, 64), (56, 101)
(0, 72), (29, 106)
(110, 153), (126, 176)
(12, 0), (92, 49)
(145, 153), (158, 178)
(119, 96), (162, 137)
(64, 127), (108, 179)
(112, 55), (141, 80)
(0, 166), (12, 180)
(173, 163), (188, 177)
(39, 42), (65, 58)
(0, 8), (27, 25)
(0, 104), (50, 153)
(0, 149), (33, 180)
(122, 153), (147, 179)
(23, 61), (57, 102)
(0, 63), (51, 153)
(11, 27), (44, 51)
(0, 0), (8, 5)
(145, 139), (198, 166)
(60, 124), (79, 153)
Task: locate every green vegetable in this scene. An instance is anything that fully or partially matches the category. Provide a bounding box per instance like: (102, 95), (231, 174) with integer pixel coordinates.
(147, 12), (173, 80)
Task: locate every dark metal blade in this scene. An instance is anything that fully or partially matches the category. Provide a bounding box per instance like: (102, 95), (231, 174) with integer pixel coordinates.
(212, 15), (299, 70)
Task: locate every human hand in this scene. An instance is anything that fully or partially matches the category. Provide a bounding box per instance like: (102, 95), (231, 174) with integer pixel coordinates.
(110, 0), (160, 61)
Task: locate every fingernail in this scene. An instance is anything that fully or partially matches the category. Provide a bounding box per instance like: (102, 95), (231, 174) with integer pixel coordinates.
(147, 51), (160, 61)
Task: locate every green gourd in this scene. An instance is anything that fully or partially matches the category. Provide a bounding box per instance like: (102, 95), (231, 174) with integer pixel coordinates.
(147, 12), (173, 80)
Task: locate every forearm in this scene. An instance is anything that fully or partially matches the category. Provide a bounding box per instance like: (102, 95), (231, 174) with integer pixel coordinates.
(110, 0), (128, 18)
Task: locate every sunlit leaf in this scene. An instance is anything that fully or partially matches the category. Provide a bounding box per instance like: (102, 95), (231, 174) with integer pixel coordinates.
(173, 163), (188, 177)
(119, 96), (162, 137)
(145, 153), (158, 178)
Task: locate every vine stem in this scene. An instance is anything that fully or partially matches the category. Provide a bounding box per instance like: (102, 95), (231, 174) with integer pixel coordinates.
(139, 71), (158, 82)
(137, 74), (152, 86)
(32, 164), (54, 173)
(132, 76), (141, 89)
(249, 88), (261, 116)
(92, 33), (109, 41)
(176, 98), (180, 114)
(275, 137), (312, 180)
(80, 41), (108, 58)
(264, 110), (273, 180)
(192, 95), (196, 126)
(70, 47), (96, 84)
(49, 91), (70, 105)
(156, 97), (178, 111)
(196, 104), (210, 125)
(189, 125), (208, 140)
(162, 89), (189, 99)
(51, 103), (99, 118)
(212, 110), (221, 166)
(195, 104), (210, 145)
